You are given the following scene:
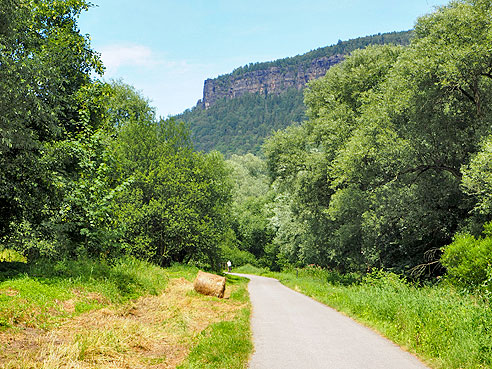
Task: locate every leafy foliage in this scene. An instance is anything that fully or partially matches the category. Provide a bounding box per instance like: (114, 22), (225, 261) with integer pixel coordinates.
(224, 154), (277, 268)
(441, 224), (492, 293)
(263, 0), (492, 274)
(0, 0), (102, 240)
(1, 2), (234, 270)
(461, 135), (492, 218)
(110, 95), (233, 267)
(4, 0), (492, 298)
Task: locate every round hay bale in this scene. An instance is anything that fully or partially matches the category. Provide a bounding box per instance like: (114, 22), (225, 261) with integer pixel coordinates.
(193, 270), (226, 298)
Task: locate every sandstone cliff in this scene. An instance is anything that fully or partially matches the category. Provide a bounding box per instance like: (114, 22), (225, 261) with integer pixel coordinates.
(197, 31), (412, 110)
(201, 54), (344, 109)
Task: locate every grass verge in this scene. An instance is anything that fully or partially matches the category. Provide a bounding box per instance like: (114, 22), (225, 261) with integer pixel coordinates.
(0, 257), (170, 331)
(178, 274), (252, 369)
(235, 264), (492, 369)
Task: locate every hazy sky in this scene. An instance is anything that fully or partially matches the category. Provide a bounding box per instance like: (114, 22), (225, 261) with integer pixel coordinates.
(78, 0), (448, 118)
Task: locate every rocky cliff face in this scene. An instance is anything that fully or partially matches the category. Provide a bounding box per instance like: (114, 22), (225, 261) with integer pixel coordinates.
(200, 54), (344, 109)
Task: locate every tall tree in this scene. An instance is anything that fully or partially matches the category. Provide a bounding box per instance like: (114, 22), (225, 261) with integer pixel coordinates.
(110, 85), (233, 267)
(265, 45), (402, 271)
(0, 0), (102, 243)
(265, 0), (492, 273)
(226, 154), (277, 267)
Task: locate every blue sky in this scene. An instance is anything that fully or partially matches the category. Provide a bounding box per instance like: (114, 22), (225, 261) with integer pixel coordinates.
(78, 0), (448, 118)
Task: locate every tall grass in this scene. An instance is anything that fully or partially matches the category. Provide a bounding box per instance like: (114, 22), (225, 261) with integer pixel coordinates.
(236, 264), (492, 369)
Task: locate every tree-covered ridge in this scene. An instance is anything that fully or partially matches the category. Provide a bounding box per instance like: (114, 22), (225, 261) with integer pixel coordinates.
(218, 30), (412, 82)
(177, 31), (412, 156)
(178, 88), (306, 156)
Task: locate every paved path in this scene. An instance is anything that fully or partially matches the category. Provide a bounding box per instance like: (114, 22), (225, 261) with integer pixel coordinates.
(232, 273), (428, 369)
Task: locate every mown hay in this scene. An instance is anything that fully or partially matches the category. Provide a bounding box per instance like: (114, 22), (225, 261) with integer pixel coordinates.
(193, 271), (226, 298)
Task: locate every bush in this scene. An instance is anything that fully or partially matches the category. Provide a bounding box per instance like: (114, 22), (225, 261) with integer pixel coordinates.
(297, 264), (361, 286)
(441, 226), (492, 292)
(0, 249), (27, 263)
(221, 245), (257, 267)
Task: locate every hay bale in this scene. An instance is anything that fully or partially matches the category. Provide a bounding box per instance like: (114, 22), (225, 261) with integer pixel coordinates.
(193, 270), (226, 298)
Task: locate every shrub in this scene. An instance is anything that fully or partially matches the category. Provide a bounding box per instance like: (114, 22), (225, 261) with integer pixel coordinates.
(441, 226), (492, 292)
(221, 245), (257, 267)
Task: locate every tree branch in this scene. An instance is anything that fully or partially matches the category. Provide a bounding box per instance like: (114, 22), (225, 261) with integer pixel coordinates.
(373, 163), (462, 190)
(400, 164), (462, 180)
(458, 86), (476, 105)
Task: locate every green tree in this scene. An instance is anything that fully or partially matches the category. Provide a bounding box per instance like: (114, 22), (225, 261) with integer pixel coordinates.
(264, 0), (492, 273)
(265, 45), (402, 271)
(225, 154), (278, 267)
(112, 99), (233, 267)
(0, 0), (102, 251)
(461, 135), (492, 218)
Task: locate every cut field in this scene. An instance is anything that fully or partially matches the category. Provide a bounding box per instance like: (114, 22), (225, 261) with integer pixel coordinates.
(0, 259), (251, 368)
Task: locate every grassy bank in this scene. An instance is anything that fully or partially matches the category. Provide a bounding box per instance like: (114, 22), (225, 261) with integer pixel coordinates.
(235, 264), (492, 369)
(0, 257), (172, 331)
(0, 259), (252, 368)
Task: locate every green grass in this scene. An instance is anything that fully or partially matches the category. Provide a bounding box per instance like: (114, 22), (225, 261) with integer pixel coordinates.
(233, 264), (270, 276)
(178, 274), (252, 369)
(0, 257), (183, 330)
(235, 264), (492, 369)
(165, 263), (201, 281)
(0, 258), (253, 368)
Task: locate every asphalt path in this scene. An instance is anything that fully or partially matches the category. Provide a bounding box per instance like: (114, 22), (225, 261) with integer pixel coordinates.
(232, 273), (429, 369)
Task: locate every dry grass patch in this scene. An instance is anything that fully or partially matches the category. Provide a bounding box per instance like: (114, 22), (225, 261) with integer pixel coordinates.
(0, 289), (19, 297)
(0, 277), (246, 368)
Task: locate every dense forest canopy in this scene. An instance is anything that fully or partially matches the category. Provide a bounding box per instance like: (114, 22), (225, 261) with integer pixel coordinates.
(0, 0), (232, 269)
(257, 0), (492, 276)
(178, 89), (306, 156)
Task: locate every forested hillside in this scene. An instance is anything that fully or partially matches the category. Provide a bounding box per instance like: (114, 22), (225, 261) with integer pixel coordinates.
(179, 89), (306, 155)
(176, 31), (412, 156)
(217, 30), (412, 81)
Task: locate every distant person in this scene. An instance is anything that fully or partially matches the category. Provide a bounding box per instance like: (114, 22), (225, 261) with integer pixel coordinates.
(227, 260), (232, 272)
